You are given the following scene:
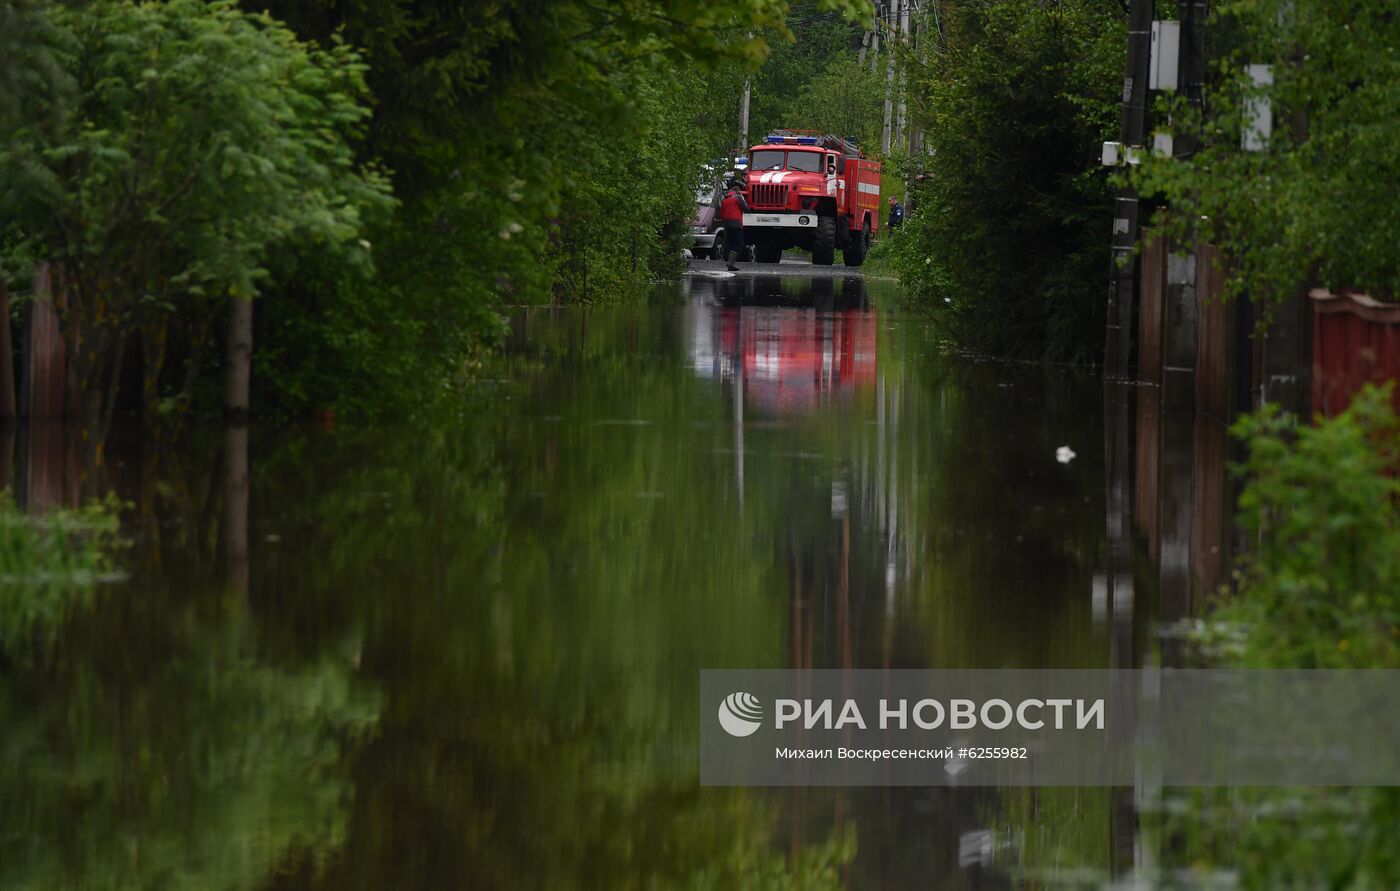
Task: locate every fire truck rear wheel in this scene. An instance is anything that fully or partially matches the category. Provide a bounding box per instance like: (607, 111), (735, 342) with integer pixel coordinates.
(812, 216), (836, 266)
(755, 244), (782, 264)
(844, 221), (870, 267)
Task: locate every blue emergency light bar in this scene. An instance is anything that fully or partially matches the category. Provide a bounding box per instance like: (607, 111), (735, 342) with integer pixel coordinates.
(764, 135), (820, 145)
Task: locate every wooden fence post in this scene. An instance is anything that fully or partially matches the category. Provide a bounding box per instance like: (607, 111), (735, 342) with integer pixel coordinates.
(225, 296), (252, 423)
(223, 295), (253, 599)
(0, 278), (14, 420)
(21, 262), (72, 419)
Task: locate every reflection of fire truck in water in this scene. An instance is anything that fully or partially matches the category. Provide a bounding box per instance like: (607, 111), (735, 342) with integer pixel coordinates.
(685, 275), (876, 415)
(742, 131), (881, 267)
(724, 306), (877, 414)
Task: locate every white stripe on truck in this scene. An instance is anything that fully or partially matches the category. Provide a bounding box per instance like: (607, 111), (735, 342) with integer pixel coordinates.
(857, 182), (881, 195)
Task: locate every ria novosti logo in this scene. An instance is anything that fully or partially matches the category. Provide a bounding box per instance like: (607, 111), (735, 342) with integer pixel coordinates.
(718, 692), (764, 737)
(716, 692), (1107, 739)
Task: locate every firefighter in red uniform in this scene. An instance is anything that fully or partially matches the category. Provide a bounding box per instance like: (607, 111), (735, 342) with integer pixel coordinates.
(718, 179), (750, 271)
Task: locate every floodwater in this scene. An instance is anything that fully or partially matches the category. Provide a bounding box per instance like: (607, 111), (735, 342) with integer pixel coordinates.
(2, 272), (1162, 889)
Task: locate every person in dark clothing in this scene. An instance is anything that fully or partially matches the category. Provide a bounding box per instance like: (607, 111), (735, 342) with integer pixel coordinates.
(718, 179), (749, 271)
(887, 196), (904, 230)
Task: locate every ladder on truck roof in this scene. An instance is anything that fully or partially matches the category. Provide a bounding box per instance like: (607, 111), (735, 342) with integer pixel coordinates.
(763, 130), (864, 159)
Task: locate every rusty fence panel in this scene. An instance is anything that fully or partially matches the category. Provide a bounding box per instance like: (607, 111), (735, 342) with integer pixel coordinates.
(1310, 289), (1400, 418)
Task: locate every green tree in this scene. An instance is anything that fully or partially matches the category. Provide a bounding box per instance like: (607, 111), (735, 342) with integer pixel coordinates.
(746, 5), (865, 146)
(779, 54), (885, 151)
(0, 0), (392, 453)
(242, 0), (871, 416)
(0, 1), (64, 131)
(1131, 0), (1400, 306)
(884, 0), (1122, 361)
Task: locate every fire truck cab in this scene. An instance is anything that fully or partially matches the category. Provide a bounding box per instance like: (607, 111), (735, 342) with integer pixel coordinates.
(741, 133), (881, 266)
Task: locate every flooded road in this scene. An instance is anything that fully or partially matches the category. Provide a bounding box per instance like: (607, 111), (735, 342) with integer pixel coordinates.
(2, 273), (1133, 889)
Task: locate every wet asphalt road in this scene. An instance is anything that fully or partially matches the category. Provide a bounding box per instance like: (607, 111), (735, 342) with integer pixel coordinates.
(684, 253), (889, 279)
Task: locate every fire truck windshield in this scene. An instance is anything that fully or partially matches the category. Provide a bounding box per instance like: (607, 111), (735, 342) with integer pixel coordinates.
(750, 150), (785, 170)
(749, 149), (823, 173)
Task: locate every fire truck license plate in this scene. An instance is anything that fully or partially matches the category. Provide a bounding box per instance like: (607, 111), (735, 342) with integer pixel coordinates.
(744, 214), (817, 227)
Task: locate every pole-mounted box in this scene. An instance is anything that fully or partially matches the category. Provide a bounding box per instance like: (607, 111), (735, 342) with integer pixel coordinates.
(1149, 21), (1180, 92)
(1242, 64), (1274, 152)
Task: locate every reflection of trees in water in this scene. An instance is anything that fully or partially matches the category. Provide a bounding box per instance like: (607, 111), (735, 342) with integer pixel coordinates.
(0, 419), (372, 891)
(764, 332), (1107, 673)
(0, 291), (1118, 888)
(683, 282), (1111, 885)
(230, 383), (854, 888)
(724, 306), (1110, 886)
(0, 414), (366, 891)
(0, 600), (377, 891)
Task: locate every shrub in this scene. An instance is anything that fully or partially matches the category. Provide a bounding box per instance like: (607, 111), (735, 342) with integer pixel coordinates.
(1224, 383), (1400, 668)
(0, 493), (122, 639)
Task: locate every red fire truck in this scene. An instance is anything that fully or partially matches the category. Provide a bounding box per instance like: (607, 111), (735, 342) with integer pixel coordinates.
(741, 131), (881, 266)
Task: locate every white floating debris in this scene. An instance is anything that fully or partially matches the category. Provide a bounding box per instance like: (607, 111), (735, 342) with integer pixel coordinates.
(1055, 445), (1077, 464)
(685, 269), (736, 279)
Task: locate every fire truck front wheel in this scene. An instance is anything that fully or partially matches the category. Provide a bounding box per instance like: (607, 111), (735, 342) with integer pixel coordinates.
(812, 216), (836, 266)
(709, 228), (726, 261)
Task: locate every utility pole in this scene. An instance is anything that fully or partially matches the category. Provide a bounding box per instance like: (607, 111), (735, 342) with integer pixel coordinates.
(1103, 1), (1156, 876)
(1161, 0), (1208, 416)
(1152, 21), (1208, 881)
(1176, 0), (1207, 156)
(0, 280), (13, 420)
(1103, 0), (1156, 378)
(869, 0), (882, 73)
(739, 78), (751, 154)
(912, 4), (932, 163)
(881, 1), (897, 155)
(1260, 7), (1309, 414)
(903, 2), (922, 207)
(896, 0), (910, 148)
